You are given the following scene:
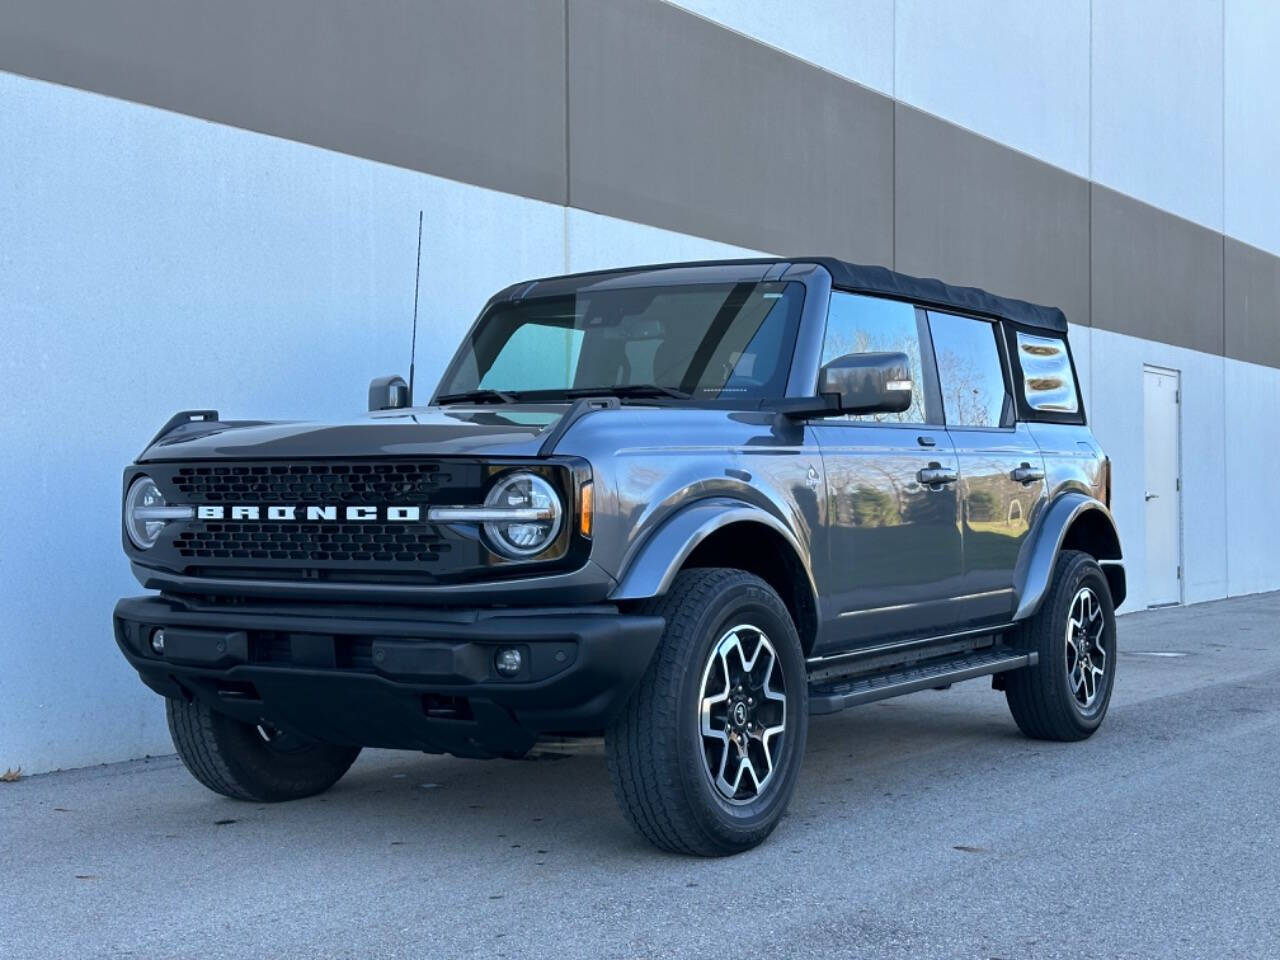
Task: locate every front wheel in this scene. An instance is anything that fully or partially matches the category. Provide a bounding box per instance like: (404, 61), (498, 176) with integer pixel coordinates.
(1005, 550), (1118, 741)
(167, 697), (361, 802)
(606, 568), (808, 856)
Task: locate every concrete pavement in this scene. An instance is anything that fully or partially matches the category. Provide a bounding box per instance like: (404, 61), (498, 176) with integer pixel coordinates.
(3, 592), (1278, 959)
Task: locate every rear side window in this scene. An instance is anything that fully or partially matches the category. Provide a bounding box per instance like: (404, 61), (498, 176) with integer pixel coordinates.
(1014, 331), (1079, 414)
(822, 292), (928, 424)
(927, 312), (1009, 428)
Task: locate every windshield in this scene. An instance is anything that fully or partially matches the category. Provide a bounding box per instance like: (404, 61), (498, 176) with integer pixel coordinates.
(436, 281), (805, 404)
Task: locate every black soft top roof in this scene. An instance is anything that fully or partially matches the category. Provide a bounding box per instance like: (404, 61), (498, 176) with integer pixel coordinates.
(806, 257), (1068, 334)
(509, 257), (1068, 334)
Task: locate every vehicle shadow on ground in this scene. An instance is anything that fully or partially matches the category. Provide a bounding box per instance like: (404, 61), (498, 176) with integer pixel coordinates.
(220, 689), (1039, 858)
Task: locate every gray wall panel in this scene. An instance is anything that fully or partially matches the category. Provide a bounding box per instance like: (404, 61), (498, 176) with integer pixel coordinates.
(566, 0), (893, 264)
(1091, 185), (1224, 355)
(1225, 238), (1280, 368)
(893, 104), (1091, 327)
(0, 0), (567, 204)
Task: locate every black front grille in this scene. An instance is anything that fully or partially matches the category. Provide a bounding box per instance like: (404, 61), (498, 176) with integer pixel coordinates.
(146, 458), (490, 581)
(174, 520), (452, 564)
(169, 462), (456, 504)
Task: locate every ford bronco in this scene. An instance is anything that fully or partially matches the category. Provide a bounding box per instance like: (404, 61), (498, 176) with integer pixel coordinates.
(114, 258), (1123, 855)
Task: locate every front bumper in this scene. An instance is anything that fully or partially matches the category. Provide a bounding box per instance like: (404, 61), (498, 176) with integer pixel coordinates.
(114, 595), (664, 758)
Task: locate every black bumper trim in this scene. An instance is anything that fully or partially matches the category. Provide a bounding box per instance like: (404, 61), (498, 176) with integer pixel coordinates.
(114, 595), (664, 757)
(129, 558), (619, 606)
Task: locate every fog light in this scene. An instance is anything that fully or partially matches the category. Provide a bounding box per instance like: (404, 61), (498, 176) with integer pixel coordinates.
(150, 628), (166, 655)
(494, 647), (523, 677)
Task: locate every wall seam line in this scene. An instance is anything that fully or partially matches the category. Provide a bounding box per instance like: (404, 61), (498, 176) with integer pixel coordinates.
(563, 0), (571, 274)
(1087, 0), (1095, 417)
(890, 102), (896, 271)
(563, 0), (568, 211)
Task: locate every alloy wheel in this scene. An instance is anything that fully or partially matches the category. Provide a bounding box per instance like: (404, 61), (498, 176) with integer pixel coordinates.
(1065, 586), (1108, 710)
(697, 624), (787, 804)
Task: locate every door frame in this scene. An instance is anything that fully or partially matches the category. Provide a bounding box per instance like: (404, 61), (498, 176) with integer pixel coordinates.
(1142, 363), (1184, 607)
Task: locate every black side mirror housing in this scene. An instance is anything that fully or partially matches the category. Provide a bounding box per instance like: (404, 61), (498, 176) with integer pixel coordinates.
(817, 351), (913, 415)
(368, 375), (410, 412)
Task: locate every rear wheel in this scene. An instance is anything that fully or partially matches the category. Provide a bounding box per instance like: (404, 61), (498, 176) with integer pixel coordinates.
(1005, 550), (1117, 741)
(606, 568), (808, 856)
(167, 697), (361, 802)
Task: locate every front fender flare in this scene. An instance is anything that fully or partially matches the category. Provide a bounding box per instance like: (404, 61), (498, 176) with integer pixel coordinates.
(1013, 493), (1125, 620)
(609, 497), (815, 603)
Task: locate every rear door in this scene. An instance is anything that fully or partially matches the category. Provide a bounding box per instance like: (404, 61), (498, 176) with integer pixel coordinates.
(810, 292), (963, 652)
(927, 310), (1047, 624)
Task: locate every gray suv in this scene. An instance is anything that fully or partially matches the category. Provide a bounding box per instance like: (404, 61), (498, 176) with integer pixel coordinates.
(114, 258), (1123, 856)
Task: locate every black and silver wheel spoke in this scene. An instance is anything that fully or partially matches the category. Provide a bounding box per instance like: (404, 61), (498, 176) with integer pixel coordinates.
(698, 625), (787, 804)
(1065, 586), (1108, 710)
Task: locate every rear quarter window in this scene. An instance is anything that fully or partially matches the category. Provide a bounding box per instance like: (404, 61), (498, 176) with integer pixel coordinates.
(1015, 331), (1080, 415)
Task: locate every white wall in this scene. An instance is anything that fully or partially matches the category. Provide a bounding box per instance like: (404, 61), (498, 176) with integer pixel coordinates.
(0, 74), (571, 773)
(1088, 328), (1236, 611)
(1225, 0), (1280, 256)
(0, 73), (774, 775)
(565, 208), (766, 274)
(1091, 0), (1225, 233)
(895, 0), (1090, 177)
(1223, 356), (1280, 597)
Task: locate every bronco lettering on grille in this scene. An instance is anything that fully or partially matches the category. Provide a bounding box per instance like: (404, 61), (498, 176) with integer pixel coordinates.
(194, 505), (422, 522)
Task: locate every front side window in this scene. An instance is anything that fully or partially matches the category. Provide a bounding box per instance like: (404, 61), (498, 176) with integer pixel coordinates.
(928, 312), (1009, 428)
(821, 292), (927, 424)
(438, 281), (804, 403)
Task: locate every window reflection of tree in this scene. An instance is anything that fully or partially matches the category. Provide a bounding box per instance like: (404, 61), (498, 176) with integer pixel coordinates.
(842, 459), (908, 528)
(935, 346), (1000, 427)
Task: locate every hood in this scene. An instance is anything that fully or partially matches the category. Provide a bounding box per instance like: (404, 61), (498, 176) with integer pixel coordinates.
(138, 405), (571, 461)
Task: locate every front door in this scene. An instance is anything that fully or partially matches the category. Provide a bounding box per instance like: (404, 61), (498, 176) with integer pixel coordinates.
(928, 310), (1047, 624)
(811, 292), (963, 652)
(1143, 366), (1182, 606)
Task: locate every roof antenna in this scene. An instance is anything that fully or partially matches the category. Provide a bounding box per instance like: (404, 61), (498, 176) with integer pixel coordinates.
(408, 209), (424, 405)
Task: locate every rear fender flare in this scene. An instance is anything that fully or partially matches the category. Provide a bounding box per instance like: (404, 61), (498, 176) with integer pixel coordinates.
(1013, 493), (1125, 620)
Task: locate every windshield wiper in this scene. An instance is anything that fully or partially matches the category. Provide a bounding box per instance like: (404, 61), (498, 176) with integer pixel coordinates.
(435, 388), (521, 405)
(564, 384), (692, 401)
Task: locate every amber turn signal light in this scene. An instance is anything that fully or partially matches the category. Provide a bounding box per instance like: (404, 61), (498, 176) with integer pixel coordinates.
(579, 482), (593, 538)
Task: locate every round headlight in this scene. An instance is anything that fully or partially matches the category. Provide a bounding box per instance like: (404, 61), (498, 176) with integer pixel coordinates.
(483, 473), (562, 558)
(124, 475), (167, 550)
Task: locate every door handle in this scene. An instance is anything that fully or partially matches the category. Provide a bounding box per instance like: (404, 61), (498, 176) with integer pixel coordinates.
(1145, 492), (1159, 501)
(916, 435), (936, 447)
(1011, 462), (1045, 484)
(917, 464), (958, 486)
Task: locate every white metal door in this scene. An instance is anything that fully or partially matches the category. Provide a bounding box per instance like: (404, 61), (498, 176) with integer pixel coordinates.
(1143, 366), (1182, 606)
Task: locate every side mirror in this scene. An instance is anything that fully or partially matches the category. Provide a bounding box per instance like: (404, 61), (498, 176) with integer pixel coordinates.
(818, 352), (913, 415)
(368, 374), (410, 412)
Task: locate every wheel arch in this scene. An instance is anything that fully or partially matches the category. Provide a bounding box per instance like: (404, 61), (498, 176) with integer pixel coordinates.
(609, 499), (820, 655)
(1013, 493), (1126, 620)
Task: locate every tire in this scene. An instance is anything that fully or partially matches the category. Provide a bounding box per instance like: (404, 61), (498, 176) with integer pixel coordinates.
(1005, 550), (1118, 741)
(606, 568), (808, 856)
(166, 697), (361, 802)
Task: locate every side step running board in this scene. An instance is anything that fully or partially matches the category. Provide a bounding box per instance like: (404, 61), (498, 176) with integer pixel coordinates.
(808, 647), (1037, 716)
